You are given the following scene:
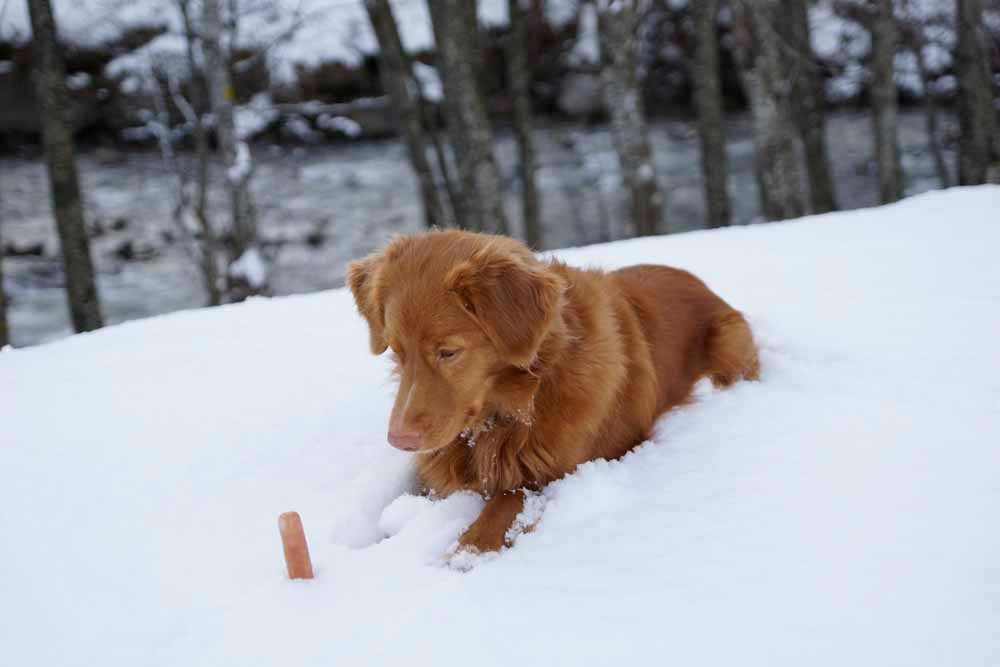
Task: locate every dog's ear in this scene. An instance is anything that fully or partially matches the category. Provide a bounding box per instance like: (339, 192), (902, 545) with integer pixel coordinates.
(346, 253), (388, 354)
(446, 246), (565, 368)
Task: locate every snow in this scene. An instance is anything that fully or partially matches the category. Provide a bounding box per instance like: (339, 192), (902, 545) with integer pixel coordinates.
(105, 33), (191, 90)
(2, 0), (578, 88)
(226, 141), (253, 183)
(282, 115), (323, 143)
(228, 246), (268, 289)
(637, 161), (654, 182)
(411, 61), (443, 103)
(568, 2), (600, 66)
(809, 0), (960, 102)
(2, 187), (1000, 666)
(316, 114), (363, 138)
(235, 93), (280, 140)
(65, 71), (92, 90)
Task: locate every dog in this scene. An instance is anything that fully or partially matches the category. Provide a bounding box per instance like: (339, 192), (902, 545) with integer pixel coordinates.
(347, 230), (759, 557)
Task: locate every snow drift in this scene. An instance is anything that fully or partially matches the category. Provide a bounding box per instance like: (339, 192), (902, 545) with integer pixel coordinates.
(2, 187), (999, 666)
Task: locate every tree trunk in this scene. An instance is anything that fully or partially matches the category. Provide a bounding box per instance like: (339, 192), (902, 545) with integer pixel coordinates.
(906, 18), (952, 188)
(596, 0), (665, 237)
(27, 0), (103, 332)
(202, 0), (261, 295)
(0, 209), (8, 349)
(786, 0), (839, 213)
(178, 0), (222, 306)
(690, 0), (731, 229)
(870, 0), (904, 203)
(428, 0), (508, 234)
(507, 0), (542, 247)
(955, 0), (998, 184)
(734, 0), (807, 221)
(366, 0), (452, 229)
(420, 97), (465, 225)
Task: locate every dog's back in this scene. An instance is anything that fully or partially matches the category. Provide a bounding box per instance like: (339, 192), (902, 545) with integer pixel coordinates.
(549, 263), (759, 465)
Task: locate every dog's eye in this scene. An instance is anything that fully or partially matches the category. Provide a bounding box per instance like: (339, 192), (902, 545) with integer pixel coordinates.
(437, 349), (460, 362)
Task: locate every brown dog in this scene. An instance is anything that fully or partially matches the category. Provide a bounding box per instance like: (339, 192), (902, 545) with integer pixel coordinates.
(347, 230), (759, 556)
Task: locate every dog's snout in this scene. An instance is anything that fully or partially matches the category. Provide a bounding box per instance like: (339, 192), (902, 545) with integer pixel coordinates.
(388, 430), (423, 452)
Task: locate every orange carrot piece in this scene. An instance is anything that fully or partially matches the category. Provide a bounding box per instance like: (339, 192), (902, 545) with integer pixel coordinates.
(278, 511), (314, 580)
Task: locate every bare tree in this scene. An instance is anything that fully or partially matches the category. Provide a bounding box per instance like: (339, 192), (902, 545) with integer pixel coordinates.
(734, 0), (807, 221)
(899, 0), (952, 188)
(202, 0), (264, 296)
(833, 0), (903, 202)
(428, 0), (509, 233)
(365, 0), (452, 229)
(690, 0), (731, 228)
(147, 62), (223, 307)
(596, 0), (664, 237)
(955, 0), (998, 184)
(27, 0), (103, 332)
(870, 0), (905, 202)
(785, 0), (839, 213)
(175, 0), (223, 305)
(507, 0), (542, 247)
(0, 208), (8, 349)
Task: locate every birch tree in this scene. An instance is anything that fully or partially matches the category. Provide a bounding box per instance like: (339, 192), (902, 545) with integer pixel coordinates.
(202, 0), (264, 296)
(596, 0), (664, 237)
(734, 0), (807, 221)
(690, 0), (731, 228)
(955, 0), (998, 184)
(365, 0), (452, 229)
(27, 0), (103, 332)
(427, 0), (509, 233)
(507, 0), (542, 246)
(176, 0), (222, 304)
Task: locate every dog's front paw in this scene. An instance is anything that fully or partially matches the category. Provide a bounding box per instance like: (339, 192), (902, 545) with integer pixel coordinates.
(445, 543), (482, 571)
(457, 521), (508, 554)
(445, 541), (502, 571)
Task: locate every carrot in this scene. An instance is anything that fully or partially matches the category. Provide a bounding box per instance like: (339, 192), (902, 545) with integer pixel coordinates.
(278, 511), (314, 580)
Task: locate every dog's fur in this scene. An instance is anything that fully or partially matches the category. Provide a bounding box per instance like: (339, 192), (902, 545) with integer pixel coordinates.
(347, 230), (759, 555)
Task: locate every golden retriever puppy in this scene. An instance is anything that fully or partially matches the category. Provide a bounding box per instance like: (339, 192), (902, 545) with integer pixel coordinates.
(347, 230), (758, 556)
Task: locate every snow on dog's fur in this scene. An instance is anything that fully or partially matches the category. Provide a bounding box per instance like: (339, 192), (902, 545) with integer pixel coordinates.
(347, 229), (759, 556)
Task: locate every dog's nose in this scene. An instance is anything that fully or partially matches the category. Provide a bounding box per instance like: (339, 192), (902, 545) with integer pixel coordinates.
(388, 430), (423, 452)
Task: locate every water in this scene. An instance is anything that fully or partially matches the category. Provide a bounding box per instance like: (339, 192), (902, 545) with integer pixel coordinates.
(0, 110), (955, 347)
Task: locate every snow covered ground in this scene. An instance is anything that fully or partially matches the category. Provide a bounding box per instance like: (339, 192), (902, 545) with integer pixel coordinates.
(3, 187), (1000, 666)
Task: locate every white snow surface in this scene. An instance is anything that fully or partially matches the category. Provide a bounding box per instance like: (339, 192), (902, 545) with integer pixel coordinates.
(3, 187), (1000, 666)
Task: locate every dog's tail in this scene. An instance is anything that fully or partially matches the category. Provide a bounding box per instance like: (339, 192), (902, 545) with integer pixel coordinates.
(705, 309), (760, 387)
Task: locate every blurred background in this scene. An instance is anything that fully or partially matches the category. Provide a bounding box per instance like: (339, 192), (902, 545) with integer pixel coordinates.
(1, 0), (998, 347)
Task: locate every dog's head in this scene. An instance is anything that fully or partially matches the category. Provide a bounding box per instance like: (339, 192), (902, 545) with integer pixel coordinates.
(347, 231), (566, 453)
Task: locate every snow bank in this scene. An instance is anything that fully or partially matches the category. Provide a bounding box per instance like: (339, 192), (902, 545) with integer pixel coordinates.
(0, 0), (577, 86)
(2, 187), (1000, 666)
